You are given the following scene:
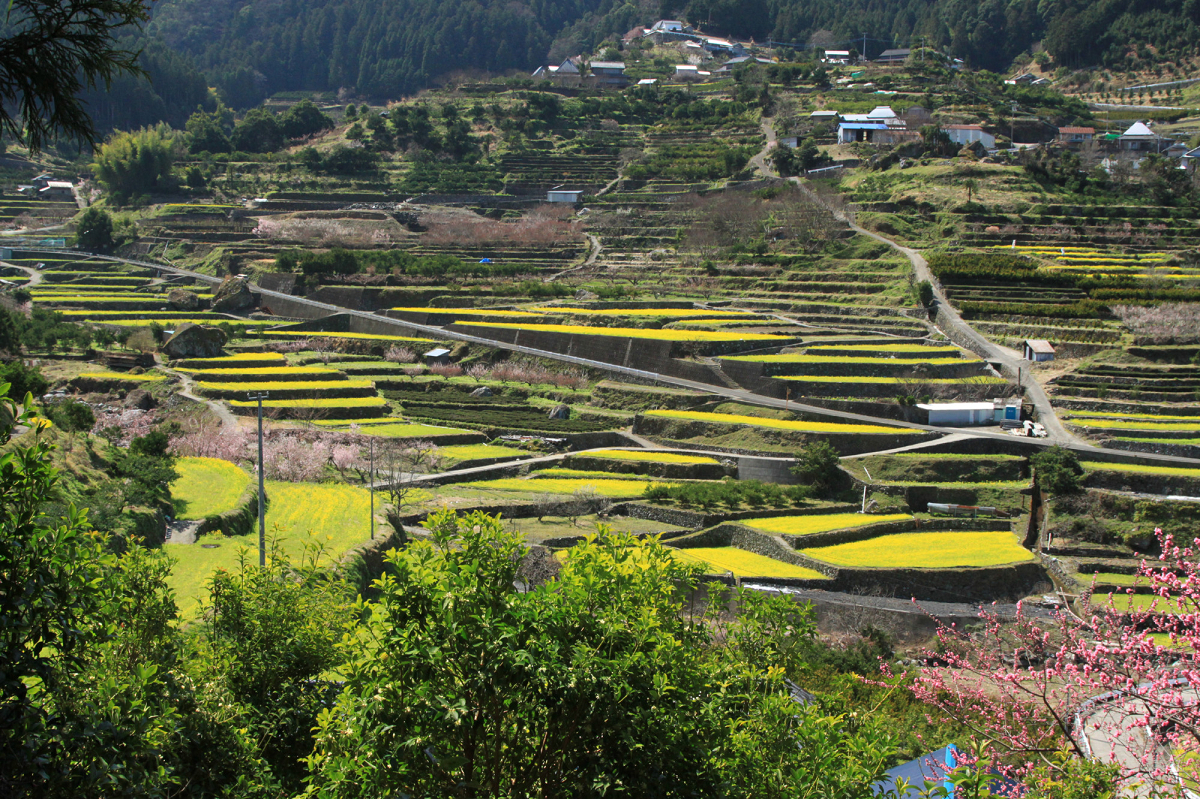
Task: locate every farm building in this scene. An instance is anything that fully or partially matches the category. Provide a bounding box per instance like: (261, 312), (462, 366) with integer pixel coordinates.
(546, 187), (583, 203)
(38, 181), (75, 200)
(837, 122), (889, 143)
(943, 124), (996, 149)
(1057, 126), (1094, 145)
(424, 348), (451, 366)
(810, 109), (840, 122)
(875, 48), (911, 64)
(993, 397), (1021, 423)
(588, 61), (627, 87)
(917, 401), (996, 426)
(822, 49), (851, 64)
(1023, 339), (1055, 362)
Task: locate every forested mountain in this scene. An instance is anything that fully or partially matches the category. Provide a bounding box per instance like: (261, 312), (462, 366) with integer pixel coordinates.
(71, 0), (1200, 126)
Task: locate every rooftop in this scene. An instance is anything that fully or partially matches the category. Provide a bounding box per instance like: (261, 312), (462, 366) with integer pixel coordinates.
(588, 61), (625, 70)
(1024, 339), (1055, 354)
(916, 402), (996, 412)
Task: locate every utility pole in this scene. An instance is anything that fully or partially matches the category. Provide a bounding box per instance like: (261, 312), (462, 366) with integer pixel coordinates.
(862, 33), (867, 64)
(369, 437), (375, 541)
(1011, 101), (1017, 146)
(249, 391), (269, 566)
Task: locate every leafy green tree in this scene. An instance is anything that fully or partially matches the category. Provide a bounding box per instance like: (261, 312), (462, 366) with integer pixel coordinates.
(185, 105), (232, 153)
(0, 360), (46, 398)
(45, 399), (94, 433)
(0, 0), (150, 150)
(92, 125), (175, 200)
(75, 205), (113, 250)
(1030, 446), (1083, 496)
(0, 307), (19, 353)
(305, 509), (902, 797)
(280, 99), (333, 139)
(230, 108), (284, 153)
(791, 440), (846, 498)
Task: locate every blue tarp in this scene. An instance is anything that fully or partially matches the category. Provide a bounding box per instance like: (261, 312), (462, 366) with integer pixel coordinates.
(872, 745), (956, 798)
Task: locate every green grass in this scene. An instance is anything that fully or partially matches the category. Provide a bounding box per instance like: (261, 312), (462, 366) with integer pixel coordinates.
(1090, 592), (1192, 615)
(245, 330), (436, 343)
(530, 468), (667, 481)
(1083, 461), (1200, 478)
(178, 366), (341, 377)
(803, 530), (1034, 569)
(644, 409), (912, 435)
(1086, 571), (1147, 586)
(168, 481), (373, 618)
(171, 457), (251, 521)
(672, 547), (828, 579)
(1067, 409), (1200, 422)
(775, 375), (1008, 385)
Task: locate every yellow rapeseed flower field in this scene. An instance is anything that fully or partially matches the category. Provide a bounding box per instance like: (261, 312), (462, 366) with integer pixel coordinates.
(741, 512), (912, 536)
(1083, 461), (1200, 478)
(463, 477), (666, 497)
(171, 457), (251, 520)
(585, 449), (720, 465)
(78, 371), (163, 382)
(457, 322), (790, 343)
(644, 410), (913, 435)
(178, 366), (339, 377)
(531, 306), (764, 319)
(672, 547), (828, 579)
(168, 481), (376, 617)
(227, 397), (389, 409)
(803, 530), (1033, 568)
(197, 379), (376, 392)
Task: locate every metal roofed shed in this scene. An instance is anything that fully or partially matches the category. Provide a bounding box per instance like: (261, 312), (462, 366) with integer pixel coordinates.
(917, 401), (996, 426)
(546, 187), (584, 203)
(424, 347), (452, 366)
(1023, 339), (1055, 362)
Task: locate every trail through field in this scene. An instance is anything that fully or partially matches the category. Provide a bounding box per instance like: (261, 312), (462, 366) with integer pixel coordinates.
(2, 263), (43, 287)
(751, 116), (1084, 447)
(748, 116), (778, 177)
(546, 233), (601, 281)
(171, 366), (239, 429)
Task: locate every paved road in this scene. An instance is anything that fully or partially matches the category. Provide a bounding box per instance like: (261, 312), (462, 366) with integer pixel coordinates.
(34, 250), (1200, 467)
(846, 224), (1083, 446)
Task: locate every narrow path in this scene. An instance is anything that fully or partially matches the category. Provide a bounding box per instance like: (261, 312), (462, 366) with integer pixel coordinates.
(172, 367), (238, 429)
(848, 223), (1082, 446)
(3, 263), (44, 287)
(546, 233), (601, 282)
(842, 432), (975, 459)
(749, 116), (778, 178)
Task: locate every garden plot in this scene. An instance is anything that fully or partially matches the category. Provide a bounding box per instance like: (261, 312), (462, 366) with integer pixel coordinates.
(450, 321), (793, 348)
(802, 530), (1033, 569)
(722, 350), (985, 379)
(640, 409), (918, 436)
(841, 453), (1029, 485)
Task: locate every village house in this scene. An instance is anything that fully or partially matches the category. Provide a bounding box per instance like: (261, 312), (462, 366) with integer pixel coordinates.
(587, 61), (627, 87)
(38, 181), (75, 200)
(1056, 126), (1094, 146)
(822, 49), (851, 64)
(875, 48), (911, 64)
(1118, 121), (1165, 152)
(943, 124), (996, 149)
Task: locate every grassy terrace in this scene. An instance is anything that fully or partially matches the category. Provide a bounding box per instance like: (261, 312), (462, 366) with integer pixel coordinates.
(584, 449), (720, 465)
(642, 410), (916, 435)
(1083, 461), (1200, 478)
(741, 513), (912, 536)
(672, 547), (828, 580)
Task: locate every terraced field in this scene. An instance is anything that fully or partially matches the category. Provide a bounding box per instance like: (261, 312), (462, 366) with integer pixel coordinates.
(672, 547), (828, 579)
(803, 530), (1034, 569)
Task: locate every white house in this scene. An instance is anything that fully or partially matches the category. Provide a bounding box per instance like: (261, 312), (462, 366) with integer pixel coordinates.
(837, 122), (889, 143)
(675, 64), (700, 79)
(1119, 121), (1163, 152)
(823, 49), (851, 64)
(1023, 339), (1055, 362)
(649, 19), (686, 33)
(810, 109), (839, 122)
(943, 124), (996, 149)
(918, 402), (996, 426)
(38, 181), (74, 200)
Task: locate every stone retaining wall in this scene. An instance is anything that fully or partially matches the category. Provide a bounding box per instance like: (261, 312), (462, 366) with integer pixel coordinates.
(633, 415), (937, 456)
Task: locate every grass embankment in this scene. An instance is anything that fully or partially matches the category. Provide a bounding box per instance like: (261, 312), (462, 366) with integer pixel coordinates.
(583, 449), (720, 465)
(803, 531), (1033, 569)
